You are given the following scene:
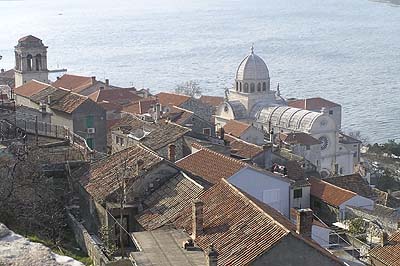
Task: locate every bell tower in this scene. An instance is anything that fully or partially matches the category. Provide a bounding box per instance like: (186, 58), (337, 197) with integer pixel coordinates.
(14, 35), (49, 88)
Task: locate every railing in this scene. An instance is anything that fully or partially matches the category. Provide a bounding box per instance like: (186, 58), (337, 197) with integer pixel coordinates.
(4, 117), (99, 161)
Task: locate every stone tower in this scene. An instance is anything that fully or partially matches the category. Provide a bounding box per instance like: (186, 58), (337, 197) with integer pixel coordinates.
(14, 35), (49, 88)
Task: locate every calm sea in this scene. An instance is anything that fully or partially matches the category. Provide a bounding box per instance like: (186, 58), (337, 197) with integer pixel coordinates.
(0, 0), (399, 143)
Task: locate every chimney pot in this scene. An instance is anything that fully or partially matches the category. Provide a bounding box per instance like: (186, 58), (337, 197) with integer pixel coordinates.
(168, 144), (176, 162)
(381, 231), (389, 247)
(206, 243), (218, 266)
(295, 208), (313, 238)
(91, 76), (96, 83)
(154, 103), (161, 122)
(1, 69), (4, 73)
(105, 79), (109, 87)
(192, 199), (204, 239)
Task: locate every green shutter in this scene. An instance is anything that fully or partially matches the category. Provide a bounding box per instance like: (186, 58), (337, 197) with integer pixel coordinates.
(86, 115), (94, 128)
(86, 138), (94, 149)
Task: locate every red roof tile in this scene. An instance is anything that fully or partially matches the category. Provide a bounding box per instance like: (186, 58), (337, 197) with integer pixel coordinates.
(89, 88), (142, 104)
(288, 97), (340, 110)
(77, 144), (163, 202)
(224, 134), (263, 159)
(199, 95), (224, 107)
(123, 97), (158, 115)
(310, 177), (356, 207)
(53, 74), (93, 92)
(14, 80), (50, 97)
(223, 120), (250, 138)
(50, 92), (89, 114)
(279, 132), (321, 146)
(176, 144), (246, 184)
(156, 92), (190, 107)
(173, 180), (343, 266)
(369, 231), (400, 266)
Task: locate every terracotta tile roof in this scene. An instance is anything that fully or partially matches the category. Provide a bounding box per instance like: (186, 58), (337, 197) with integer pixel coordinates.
(53, 74), (93, 92)
(77, 144), (163, 202)
(98, 101), (123, 112)
(29, 86), (70, 104)
(156, 92), (190, 107)
(224, 134), (263, 159)
(324, 174), (374, 199)
(173, 180), (343, 266)
(167, 106), (194, 125)
(89, 88), (142, 105)
(135, 173), (204, 231)
(199, 95), (224, 107)
(369, 231), (400, 266)
(176, 144), (246, 184)
(288, 97), (340, 110)
(310, 177), (356, 207)
(14, 80), (50, 97)
(223, 119), (251, 138)
(122, 97), (158, 115)
(285, 160), (308, 184)
(50, 91), (89, 114)
(111, 114), (190, 151)
(279, 132), (321, 146)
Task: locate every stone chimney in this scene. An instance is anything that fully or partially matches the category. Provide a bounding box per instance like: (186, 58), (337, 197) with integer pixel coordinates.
(168, 144), (176, 162)
(206, 244), (218, 266)
(154, 103), (161, 122)
(296, 208), (313, 238)
(192, 199), (204, 239)
(380, 231), (389, 247)
(91, 76), (96, 84)
(105, 79), (109, 87)
(1, 69), (4, 73)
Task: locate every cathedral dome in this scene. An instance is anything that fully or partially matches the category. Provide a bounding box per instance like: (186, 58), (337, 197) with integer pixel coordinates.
(236, 46), (270, 81)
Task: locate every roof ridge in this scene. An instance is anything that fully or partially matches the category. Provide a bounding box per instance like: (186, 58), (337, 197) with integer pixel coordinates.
(191, 143), (247, 167)
(313, 177), (357, 196)
(171, 105), (194, 114)
(225, 134), (263, 149)
(222, 179), (291, 233)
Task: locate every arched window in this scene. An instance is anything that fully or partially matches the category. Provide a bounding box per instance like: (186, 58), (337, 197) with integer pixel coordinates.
(35, 54), (42, 71)
(27, 54), (33, 71)
(263, 82), (268, 91)
(239, 82), (242, 92)
(244, 83), (249, 93)
(15, 52), (20, 70)
(250, 83), (255, 93)
(263, 82), (267, 91)
(257, 83), (261, 92)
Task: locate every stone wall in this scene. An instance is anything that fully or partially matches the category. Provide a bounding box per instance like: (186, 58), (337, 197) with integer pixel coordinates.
(67, 211), (110, 266)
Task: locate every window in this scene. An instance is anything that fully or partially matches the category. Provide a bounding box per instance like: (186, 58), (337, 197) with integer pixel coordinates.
(294, 188), (302, 199)
(86, 115), (94, 128)
(306, 145), (310, 150)
(236, 81), (239, 91)
(329, 110), (333, 115)
(262, 82), (267, 91)
(353, 151), (357, 158)
(35, 54), (42, 71)
(240, 82), (242, 92)
(263, 189), (281, 211)
(244, 83), (249, 93)
(203, 128), (211, 136)
(257, 83), (261, 91)
(250, 83), (255, 92)
(26, 54), (33, 71)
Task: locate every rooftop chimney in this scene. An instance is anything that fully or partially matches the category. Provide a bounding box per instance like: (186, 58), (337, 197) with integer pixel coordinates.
(206, 244), (218, 266)
(192, 199), (204, 239)
(136, 159), (144, 175)
(296, 208), (313, 238)
(154, 103), (161, 122)
(168, 144), (176, 162)
(380, 231), (389, 247)
(91, 76), (96, 84)
(1, 69), (4, 73)
(105, 79), (109, 87)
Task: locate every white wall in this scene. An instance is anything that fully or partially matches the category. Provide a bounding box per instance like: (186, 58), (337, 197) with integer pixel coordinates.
(340, 195), (374, 220)
(291, 186), (310, 209)
(312, 225), (331, 247)
(241, 127), (264, 145)
(227, 167), (290, 217)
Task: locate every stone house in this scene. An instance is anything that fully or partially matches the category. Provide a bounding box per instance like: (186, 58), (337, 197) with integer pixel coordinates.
(310, 177), (374, 225)
(110, 113), (190, 161)
(176, 143), (311, 218)
(14, 80), (107, 152)
(135, 178), (344, 266)
(71, 144), (182, 244)
(222, 119), (264, 145)
(156, 92), (213, 122)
